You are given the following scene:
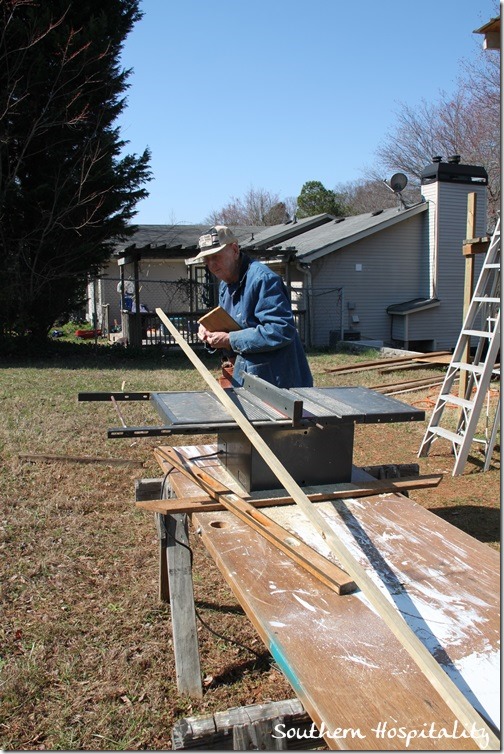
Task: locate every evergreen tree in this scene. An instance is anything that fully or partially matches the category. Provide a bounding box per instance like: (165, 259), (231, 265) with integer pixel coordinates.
(0, 0), (151, 340)
(296, 181), (347, 219)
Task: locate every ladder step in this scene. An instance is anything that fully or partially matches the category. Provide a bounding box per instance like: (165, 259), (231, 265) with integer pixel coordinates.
(440, 393), (475, 409)
(451, 361), (500, 375)
(484, 263), (500, 269)
(451, 361), (487, 374)
(473, 296), (500, 303)
(430, 426), (464, 445)
(462, 329), (493, 338)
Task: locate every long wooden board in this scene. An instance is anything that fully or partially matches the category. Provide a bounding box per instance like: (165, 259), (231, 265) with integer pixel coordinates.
(189, 482), (499, 750)
(136, 474), (443, 514)
(155, 308), (499, 750)
(323, 351), (451, 374)
(18, 452), (144, 467)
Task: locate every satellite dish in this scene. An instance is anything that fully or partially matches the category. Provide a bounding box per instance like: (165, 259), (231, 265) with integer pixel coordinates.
(390, 173), (408, 192)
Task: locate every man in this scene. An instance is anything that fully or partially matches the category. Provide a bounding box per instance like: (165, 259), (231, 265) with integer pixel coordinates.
(191, 225), (313, 389)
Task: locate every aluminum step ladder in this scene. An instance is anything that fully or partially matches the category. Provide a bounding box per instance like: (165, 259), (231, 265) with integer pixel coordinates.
(418, 217), (500, 475)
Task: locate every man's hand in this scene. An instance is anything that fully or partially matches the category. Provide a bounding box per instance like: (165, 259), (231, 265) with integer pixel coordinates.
(198, 324), (231, 351)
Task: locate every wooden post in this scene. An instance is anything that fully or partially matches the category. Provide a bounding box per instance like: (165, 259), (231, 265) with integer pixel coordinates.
(459, 193), (477, 399)
(135, 478), (202, 698)
(155, 307), (499, 751)
(166, 513), (203, 699)
(135, 478), (169, 602)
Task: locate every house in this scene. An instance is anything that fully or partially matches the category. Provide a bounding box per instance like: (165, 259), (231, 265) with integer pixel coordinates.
(474, 15), (501, 50)
(89, 158), (488, 351)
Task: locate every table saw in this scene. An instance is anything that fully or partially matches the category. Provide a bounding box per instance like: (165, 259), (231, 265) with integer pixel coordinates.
(86, 373), (425, 492)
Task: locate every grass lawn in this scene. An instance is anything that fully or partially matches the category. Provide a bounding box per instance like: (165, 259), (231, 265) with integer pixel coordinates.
(0, 341), (499, 750)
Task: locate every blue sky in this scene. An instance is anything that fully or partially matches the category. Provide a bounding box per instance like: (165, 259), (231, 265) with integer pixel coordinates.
(118, 0), (498, 225)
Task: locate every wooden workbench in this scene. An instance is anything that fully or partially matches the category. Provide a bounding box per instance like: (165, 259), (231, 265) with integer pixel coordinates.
(160, 444), (500, 751)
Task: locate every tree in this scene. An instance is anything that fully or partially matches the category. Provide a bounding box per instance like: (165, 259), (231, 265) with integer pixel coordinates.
(296, 181), (347, 218)
(0, 0), (152, 340)
(335, 178), (421, 216)
(206, 187), (296, 226)
(374, 31), (500, 227)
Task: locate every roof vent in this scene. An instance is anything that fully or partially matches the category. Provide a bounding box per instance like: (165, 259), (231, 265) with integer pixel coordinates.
(432, 156), (443, 163)
(371, 209), (384, 216)
(448, 155), (461, 164)
(334, 217), (346, 223)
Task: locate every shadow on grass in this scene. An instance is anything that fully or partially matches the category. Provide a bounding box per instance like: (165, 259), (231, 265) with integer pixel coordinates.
(211, 652), (273, 687)
(195, 600), (246, 616)
(0, 338), (221, 371)
(429, 505), (500, 544)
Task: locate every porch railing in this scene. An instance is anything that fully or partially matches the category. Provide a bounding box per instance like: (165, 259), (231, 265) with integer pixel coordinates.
(122, 310), (307, 348)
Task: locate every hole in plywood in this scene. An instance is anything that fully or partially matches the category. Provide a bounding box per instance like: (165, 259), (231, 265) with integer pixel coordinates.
(210, 520), (230, 529)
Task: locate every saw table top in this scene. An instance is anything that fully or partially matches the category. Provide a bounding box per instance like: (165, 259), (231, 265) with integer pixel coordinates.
(150, 386), (425, 427)
(164, 444), (500, 750)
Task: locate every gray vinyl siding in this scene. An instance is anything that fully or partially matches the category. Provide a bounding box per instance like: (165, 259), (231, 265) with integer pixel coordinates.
(309, 214), (427, 347)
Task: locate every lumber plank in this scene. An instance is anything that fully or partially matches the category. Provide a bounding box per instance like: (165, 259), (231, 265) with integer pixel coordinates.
(136, 474), (443, 514)
(155, 307), (499, 751)
(233, 719), (288, 750)
(166, 513), (203, 699)
(172, 698), (317, 750)
(193, 489), (499, 749)
(370, 376), (446, 393)
(197, 305), (242, 332)
(135, 478), (169, 601)
(154, 446), (356, 595)
(323, 351), (450, 374)
(18, 452), (144, 467)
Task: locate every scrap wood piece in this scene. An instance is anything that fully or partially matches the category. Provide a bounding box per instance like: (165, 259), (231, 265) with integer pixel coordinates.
(371, 375), (447, 394)
(136, 474), (443, 515)
(155, 307), (499, 751)
(18, 452), (144, 467)
(323, 351), (451, 374)
(412, 352), (453, 364)
(154, 445), (356, 595)
(172, 698), (315, 750)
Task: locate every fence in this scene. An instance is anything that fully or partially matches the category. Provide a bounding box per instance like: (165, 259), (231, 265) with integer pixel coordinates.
(305, 286), (345, 347)
(96, 277), (214, 328)
(98, 278), (343, 349)
(122, 309), (308, 348)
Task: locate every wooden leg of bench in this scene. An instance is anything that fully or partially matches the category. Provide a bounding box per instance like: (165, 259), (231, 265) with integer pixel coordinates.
(135, 479), (170, 602)
(166, 513), (203, 699)
(156, 513), (170, 602)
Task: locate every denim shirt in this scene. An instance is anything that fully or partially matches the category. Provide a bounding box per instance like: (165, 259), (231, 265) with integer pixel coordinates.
(219, 254), (313, 389)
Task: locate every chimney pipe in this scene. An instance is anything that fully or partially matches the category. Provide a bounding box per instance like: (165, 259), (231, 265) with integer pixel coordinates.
(432, 156), (443, 163)
(448, 155), (461, 164)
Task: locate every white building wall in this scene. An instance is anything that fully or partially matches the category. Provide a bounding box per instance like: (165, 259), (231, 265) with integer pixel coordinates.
(420, 181), (487, 350)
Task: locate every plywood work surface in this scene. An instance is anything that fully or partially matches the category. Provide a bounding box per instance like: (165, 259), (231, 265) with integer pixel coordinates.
(168, 446), (500, 750)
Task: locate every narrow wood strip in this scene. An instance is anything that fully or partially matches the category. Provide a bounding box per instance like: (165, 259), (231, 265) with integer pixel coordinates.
(323, 351), (451, 374)
(136, 474), (443, 514)
(18, 453), (143, 467)
(154, 446), (356, 595)
(155, 308), (499, 750)
(371, 376), (447, 393)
